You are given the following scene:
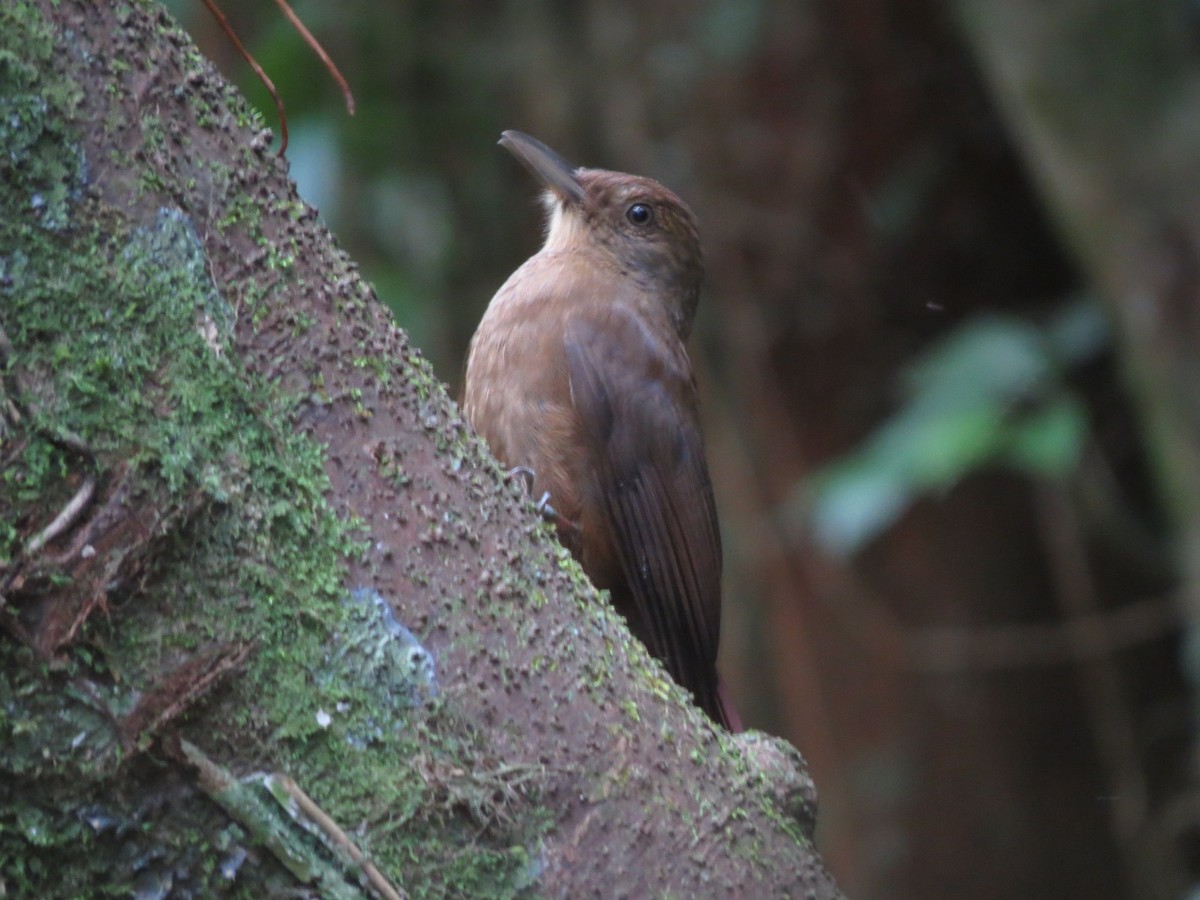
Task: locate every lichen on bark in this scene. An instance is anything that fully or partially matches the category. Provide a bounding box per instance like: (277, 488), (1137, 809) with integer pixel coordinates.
(0, 2), (840, 897)
(1, 3), (546, 895)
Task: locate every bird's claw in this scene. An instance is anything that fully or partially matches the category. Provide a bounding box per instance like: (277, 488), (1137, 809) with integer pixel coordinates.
(505, 465), (536, 494)
(535, 491), (559, 522)
(506, 466), (556, 522)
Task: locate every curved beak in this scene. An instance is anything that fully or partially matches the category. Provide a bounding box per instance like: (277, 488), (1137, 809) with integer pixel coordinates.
(499, 130), (586, 207)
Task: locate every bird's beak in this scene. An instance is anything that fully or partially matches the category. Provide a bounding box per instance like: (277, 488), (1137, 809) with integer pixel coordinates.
(499, 130), (586, 207)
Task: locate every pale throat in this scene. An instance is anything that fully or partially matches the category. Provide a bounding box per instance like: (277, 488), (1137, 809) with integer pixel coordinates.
(540, 194), (590, 254)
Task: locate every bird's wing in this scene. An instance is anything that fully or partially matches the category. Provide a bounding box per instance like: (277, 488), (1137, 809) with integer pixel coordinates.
(563, 309), (725, 723)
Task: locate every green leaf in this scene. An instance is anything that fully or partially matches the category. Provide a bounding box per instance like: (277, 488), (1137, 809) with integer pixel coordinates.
(1001, 396), (1086, 476)
(805, 303), (1103, 555)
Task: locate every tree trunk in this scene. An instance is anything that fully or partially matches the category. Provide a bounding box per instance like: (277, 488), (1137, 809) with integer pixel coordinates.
(0, 2), (840, 896)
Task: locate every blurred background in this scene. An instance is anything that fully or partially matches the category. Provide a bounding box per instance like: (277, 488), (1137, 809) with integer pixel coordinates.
(166, 1), (1200, 896)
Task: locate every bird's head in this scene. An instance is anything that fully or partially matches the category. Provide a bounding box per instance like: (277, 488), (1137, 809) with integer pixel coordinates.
(499, 130), (705, 339)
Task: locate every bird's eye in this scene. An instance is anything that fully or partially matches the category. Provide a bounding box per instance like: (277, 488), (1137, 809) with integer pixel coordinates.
(626, 202), (654, 227)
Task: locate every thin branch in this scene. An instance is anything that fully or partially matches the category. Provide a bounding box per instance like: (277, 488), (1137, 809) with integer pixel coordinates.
(25, 475), (96, 556)
(198, 0), (289, 155)
(271, 0), (356, 116)
(907, 594), (1181, 672)
(1035, 481), (1177, 896)
(272, 773), (405, 900)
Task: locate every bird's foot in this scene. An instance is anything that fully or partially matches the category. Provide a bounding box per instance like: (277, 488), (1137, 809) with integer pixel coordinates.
(505, 465), (536, 494)
(505, 467), (564, 527)
(534, 491), (558, 521)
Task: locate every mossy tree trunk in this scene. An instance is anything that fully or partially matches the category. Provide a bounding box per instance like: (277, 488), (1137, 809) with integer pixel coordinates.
(0, 1), (839, 897)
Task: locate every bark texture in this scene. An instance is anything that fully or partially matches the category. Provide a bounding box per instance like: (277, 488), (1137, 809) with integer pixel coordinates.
(0, 1), (838, 897)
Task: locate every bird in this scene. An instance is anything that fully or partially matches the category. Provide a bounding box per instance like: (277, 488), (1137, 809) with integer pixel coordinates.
(463, 130), (738, 730)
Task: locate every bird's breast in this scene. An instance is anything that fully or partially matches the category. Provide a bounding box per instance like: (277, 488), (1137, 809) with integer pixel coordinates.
(464, 255), (593, 521)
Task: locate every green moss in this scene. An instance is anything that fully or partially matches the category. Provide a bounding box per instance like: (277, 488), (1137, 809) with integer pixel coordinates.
(0, 4), (549, 897)
(0, 5), (85, 233)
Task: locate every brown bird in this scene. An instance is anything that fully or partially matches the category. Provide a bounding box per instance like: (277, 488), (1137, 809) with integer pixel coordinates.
(464, 131), (738, 729)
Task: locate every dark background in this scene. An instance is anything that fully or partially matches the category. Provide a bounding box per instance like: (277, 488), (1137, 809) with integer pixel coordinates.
(168, 2), (1197, 896)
